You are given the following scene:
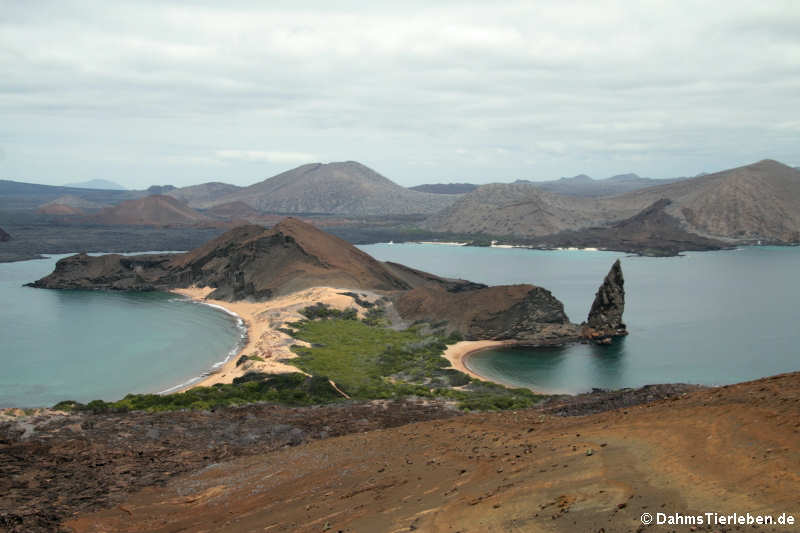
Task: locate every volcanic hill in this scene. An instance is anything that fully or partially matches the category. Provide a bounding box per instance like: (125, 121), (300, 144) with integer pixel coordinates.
(611, 159), (800, 242)
(87, 195), (213, 226)
(204, 161), (461, 215)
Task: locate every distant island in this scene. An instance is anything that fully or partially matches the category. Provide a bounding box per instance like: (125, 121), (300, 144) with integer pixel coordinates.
(2, 159), (799, 263)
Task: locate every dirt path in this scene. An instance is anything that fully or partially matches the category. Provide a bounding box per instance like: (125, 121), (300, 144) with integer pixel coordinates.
(65, 373), (800, 533)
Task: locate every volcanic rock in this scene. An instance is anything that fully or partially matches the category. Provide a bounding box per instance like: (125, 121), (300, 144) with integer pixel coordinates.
(28, 219), (473, 299)
(583, 259), (627, 343)
(394, 284), (578, 342)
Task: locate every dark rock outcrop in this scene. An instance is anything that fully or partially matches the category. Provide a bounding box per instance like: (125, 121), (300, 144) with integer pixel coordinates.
(28, 253), (174, 291)
(394, 284), (578, 342)
(531, 198), (728, 256)
(0, 227), (10, 242)
(582, 259), (627, 343)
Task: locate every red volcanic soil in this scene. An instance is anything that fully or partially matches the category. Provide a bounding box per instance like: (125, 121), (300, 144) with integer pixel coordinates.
(88, 195), (213, 226)
(64, 372), (800, 533)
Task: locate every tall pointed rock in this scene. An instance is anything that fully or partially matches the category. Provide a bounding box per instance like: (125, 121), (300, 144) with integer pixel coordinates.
(583, 259), (627, 344)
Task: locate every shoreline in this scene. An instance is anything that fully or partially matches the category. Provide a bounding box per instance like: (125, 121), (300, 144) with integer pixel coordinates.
(166, 286), (381, 393)
(442, 340), (515, 382)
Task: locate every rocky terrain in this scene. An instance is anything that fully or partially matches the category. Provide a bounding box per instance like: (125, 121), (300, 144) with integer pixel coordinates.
(582, 259), (627, 343)
(0, 398), (462, 532)
(423, 182), (630, 237)
(427, 159), (800, 248)
(7, 371), (797, 533)
(522, 199), (729, 256)
(395, 284), (577, 343)
(204, 161), (461, 215)
(611, 159), (800, 243)
(29, 218), (624, 345)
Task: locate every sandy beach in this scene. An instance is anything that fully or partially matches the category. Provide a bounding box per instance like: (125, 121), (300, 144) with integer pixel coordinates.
(170, 286), (516, 393)
(441, 340), (513, 381)
(170, 286), (379, 390)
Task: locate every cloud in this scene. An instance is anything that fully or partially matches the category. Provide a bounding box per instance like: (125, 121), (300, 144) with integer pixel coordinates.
(0, 1), (798, 187)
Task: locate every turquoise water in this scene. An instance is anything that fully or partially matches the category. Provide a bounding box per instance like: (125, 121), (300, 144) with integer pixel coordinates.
(360, 244), (800, 393)
(0, 254), (244, 408)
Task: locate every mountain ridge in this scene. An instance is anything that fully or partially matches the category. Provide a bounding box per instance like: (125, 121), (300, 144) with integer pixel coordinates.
(424, 159), (800, 246)
(205, 161), (461, 215)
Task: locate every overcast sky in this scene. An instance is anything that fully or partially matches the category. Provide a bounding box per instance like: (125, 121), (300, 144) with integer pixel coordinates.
(1, 1), (798, 188)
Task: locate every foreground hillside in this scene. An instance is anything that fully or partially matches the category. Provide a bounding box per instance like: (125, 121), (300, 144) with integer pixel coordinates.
(205, 161), (461, 215)
(52, 371), (800, 533)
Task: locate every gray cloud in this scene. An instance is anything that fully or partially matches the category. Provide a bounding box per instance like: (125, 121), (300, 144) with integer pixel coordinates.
(1, 0), (798, 187)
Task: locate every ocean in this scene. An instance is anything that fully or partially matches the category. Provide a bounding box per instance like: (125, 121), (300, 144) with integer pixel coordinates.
(360, 243), (800, 394)
(3, 244), (798, 407)
(0, 254), (244, 408)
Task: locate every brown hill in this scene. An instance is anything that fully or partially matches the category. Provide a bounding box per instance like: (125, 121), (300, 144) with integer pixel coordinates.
(88, 195), (213, 226)
(29, 219), (470, 300)
(206, 161), (460, 215)
(166, 219), (418, 299)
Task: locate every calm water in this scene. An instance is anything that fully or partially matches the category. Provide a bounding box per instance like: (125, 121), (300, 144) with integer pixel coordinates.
(0, 254), (243, 407)
(361, 243), (800, 393)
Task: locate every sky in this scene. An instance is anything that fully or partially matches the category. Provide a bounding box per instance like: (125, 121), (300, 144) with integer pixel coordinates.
(1, 1), (799, 189)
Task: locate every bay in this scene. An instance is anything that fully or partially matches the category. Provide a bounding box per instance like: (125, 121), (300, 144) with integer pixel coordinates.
(360, 244), (800, 393)
(0, 254), (243, 408)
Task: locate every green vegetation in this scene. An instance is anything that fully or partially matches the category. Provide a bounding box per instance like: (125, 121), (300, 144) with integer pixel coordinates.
(300, 302), (358, 320)
(286, 306), (540, 410)
(52, 374), (343, 413)
(54, 303), (541, 413)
